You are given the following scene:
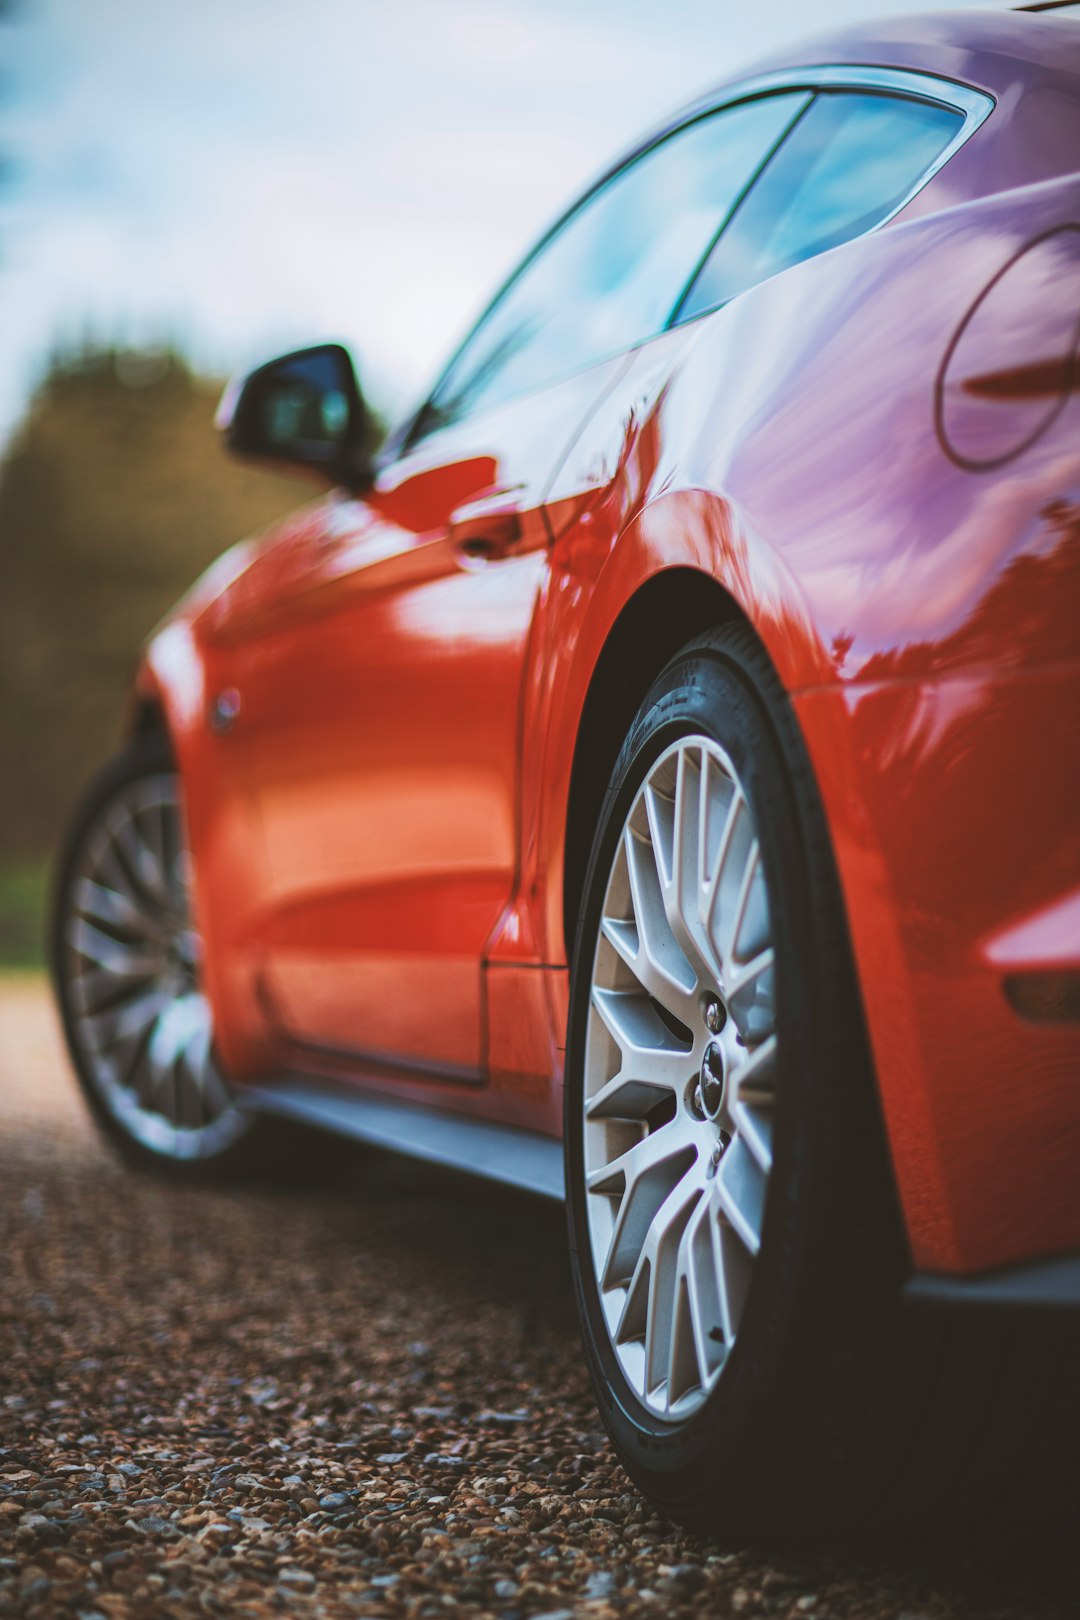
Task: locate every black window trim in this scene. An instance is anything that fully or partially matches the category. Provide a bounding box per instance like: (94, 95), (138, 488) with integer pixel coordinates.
(388, 65), (994, 461)
(663, 90), (816, 334)
(395, 89), (808, 455)
(666, 66), (995, 329)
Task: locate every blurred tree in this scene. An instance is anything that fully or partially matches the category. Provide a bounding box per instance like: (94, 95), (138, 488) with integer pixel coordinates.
(0, 345), (311, 859)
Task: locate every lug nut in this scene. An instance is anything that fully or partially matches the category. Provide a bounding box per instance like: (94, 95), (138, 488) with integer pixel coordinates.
(709, 1131), (733, 1174)
(704, 998), (725, 1034)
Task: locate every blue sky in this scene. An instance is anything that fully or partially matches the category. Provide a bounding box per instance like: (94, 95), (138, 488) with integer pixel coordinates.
(0, 0), (999, 445)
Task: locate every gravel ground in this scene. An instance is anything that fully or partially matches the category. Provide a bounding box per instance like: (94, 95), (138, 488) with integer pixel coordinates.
(1, 974), (1077, 1620)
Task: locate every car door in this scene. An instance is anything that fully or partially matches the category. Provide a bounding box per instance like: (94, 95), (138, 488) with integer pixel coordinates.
(223, 89), (810, 1079)
(222, 374), (625, 1078)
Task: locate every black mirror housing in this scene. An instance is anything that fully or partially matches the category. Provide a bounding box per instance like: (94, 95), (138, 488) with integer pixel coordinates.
(216, 344), (376, 489)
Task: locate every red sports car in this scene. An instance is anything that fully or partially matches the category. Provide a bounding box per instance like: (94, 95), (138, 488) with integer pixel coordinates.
(52, 8), (1080, 1536)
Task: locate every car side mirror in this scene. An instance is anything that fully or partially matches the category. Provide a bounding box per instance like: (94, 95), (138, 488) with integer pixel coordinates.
(216, 343), (376, 489)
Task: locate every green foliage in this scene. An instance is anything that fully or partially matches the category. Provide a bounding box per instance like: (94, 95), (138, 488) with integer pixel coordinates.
(0, 343), (308, 861)
(0, 860), (48, 968)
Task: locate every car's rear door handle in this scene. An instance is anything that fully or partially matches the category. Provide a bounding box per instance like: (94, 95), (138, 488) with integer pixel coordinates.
(448, 486), (524, 561)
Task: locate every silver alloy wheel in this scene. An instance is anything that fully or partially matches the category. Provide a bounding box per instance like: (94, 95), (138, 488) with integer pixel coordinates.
(583, 735), (777, 1419)
(63, 772), (248, 1160)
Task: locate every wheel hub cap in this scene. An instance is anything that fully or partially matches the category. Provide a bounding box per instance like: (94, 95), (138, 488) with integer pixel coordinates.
(700, 1040), (726, 1119)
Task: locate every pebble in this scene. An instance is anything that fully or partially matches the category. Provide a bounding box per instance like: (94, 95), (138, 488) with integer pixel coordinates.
(0, 978), (1075, 1620)
(279, 1566), (317, 1590)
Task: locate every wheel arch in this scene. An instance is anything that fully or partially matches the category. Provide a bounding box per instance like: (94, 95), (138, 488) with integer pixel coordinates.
(125, 690), (174, 753)
(561, 567), (759, 960)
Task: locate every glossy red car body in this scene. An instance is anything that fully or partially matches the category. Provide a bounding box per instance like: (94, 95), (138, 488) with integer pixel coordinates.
(132, 11), (1080, 1280)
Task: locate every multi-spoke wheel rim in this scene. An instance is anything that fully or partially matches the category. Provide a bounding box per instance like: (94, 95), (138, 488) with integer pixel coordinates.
(583, 735), (777, 1420)
(62, 772), (248, 1160)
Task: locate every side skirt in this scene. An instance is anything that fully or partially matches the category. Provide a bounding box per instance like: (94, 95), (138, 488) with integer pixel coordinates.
(243, 1075), (565, 1201)
(240, 1076), (1080, 1299)
(905, 1253), (1080, 1310)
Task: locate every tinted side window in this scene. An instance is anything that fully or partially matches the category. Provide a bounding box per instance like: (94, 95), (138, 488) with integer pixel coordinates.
(421, 93), (808, 434)
(677, 92), (963, 321)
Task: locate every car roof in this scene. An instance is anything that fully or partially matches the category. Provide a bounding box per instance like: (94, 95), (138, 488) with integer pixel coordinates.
(593, 9), (1076, 224)
(726, 8), (1080, 102)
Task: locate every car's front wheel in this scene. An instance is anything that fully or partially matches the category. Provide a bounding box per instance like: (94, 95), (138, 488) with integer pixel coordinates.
(51, 738), (260, 1174)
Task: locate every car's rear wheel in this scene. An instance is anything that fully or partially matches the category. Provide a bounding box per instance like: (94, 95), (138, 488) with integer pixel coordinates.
(578, 721), (778, 1423)
(51, 738), (260, 1174)
(564, 623), (1078, 1541)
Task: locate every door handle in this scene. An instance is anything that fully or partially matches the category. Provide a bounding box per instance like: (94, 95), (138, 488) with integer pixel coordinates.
(448, 486), (524, 561)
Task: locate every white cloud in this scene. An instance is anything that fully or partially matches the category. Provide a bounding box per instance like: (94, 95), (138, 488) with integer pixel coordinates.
(0, 0), (1008, 443)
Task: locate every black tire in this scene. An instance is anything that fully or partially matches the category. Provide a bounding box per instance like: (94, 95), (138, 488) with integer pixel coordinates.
(564, 623), (1077, 1543)
(51, 735), (278, 1179)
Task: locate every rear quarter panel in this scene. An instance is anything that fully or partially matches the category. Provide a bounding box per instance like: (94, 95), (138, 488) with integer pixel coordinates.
(534, 174), (1080, 1271)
